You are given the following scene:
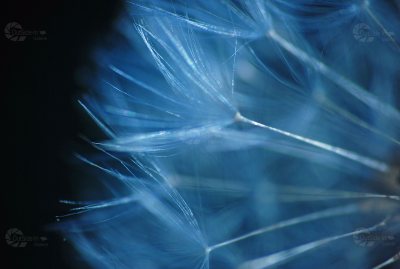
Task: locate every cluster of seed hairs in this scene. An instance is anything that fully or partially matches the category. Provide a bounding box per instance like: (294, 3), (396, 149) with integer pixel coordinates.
(60, 0), (400, 268)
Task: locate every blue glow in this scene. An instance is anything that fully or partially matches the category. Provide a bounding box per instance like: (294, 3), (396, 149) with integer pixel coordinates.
(61, 1), (400, 268)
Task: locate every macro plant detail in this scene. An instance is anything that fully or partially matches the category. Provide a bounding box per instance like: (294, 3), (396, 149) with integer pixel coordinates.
(60, 1), (400, 268)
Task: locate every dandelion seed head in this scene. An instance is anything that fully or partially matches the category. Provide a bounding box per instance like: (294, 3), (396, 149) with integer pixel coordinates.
(61, 0), (400, 268)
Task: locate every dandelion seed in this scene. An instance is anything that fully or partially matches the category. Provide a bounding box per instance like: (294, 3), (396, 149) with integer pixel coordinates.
(61, 1), (400, 268)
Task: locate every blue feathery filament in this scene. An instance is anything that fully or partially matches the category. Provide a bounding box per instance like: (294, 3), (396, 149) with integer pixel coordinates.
(60, 1), (400, 268)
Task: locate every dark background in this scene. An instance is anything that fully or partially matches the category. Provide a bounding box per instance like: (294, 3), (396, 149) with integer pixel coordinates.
(2, 1), (122, 268)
